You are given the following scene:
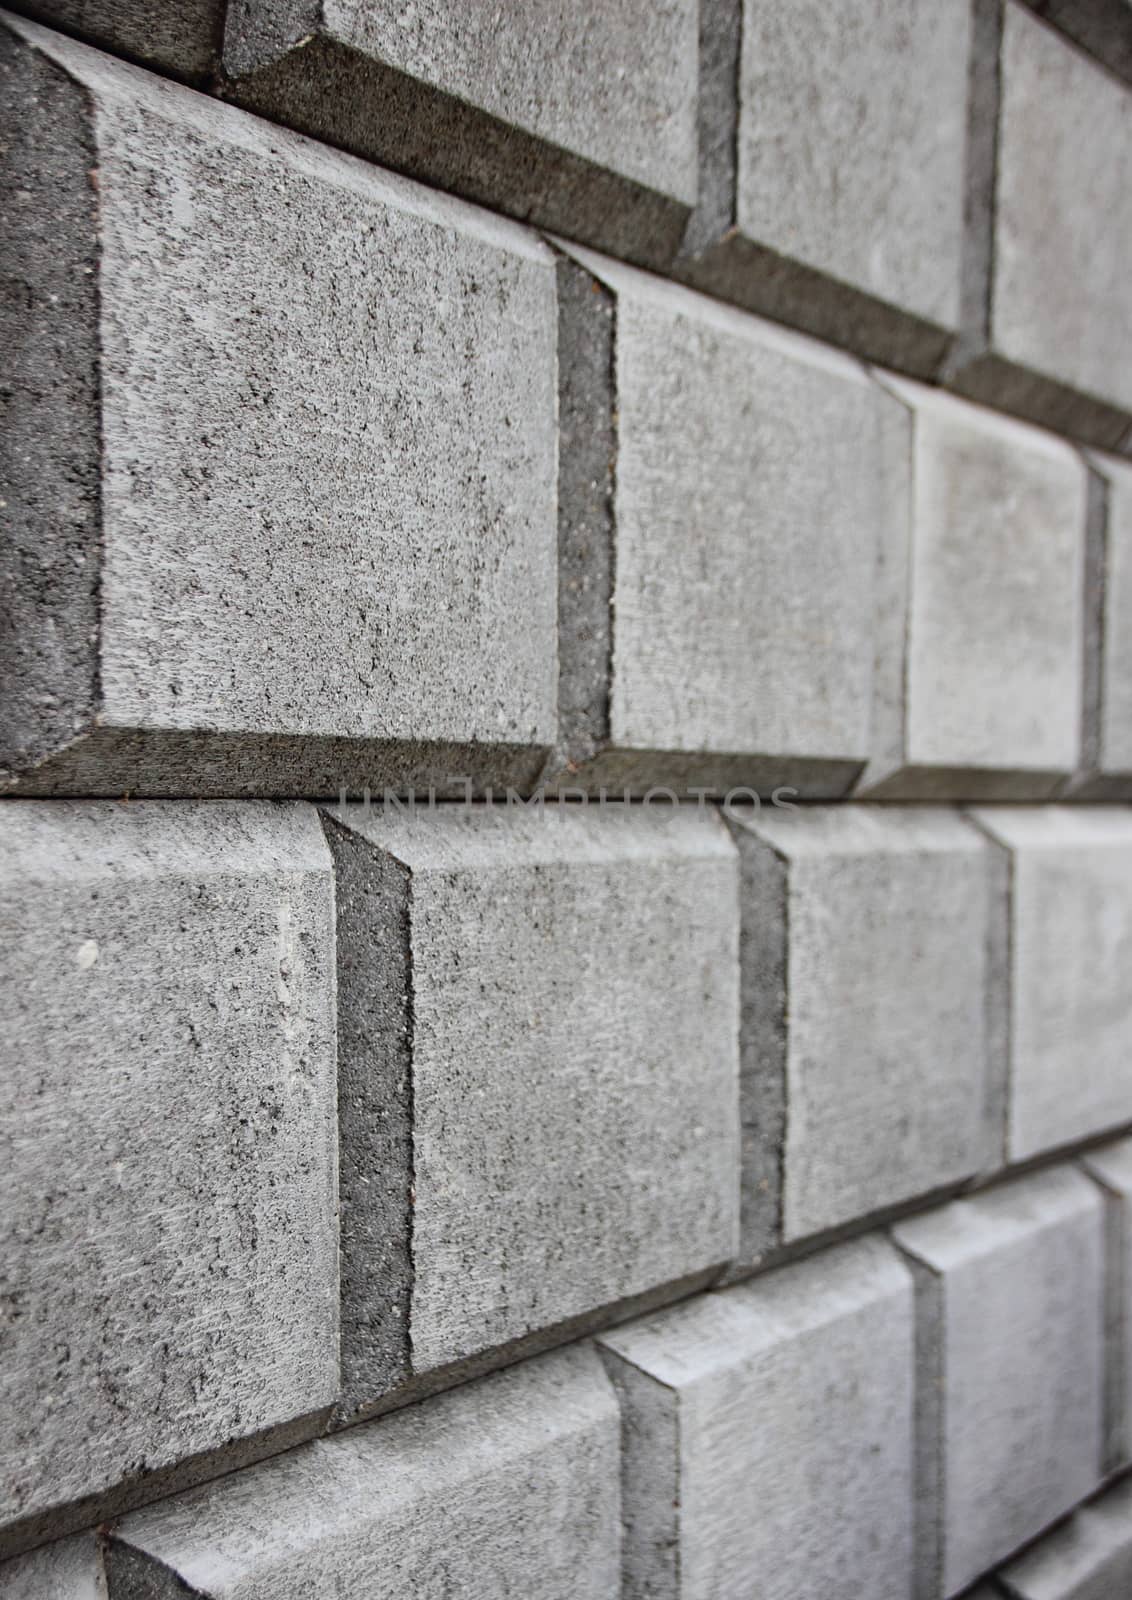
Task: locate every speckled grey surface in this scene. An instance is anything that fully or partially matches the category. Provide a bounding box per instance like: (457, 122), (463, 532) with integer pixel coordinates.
(107, 1345), (620, 1600)
(969, 808), (1132, 1160)
(0, 1534), (106, 1599)
(678, 0), (969, 375)
(950, 3), (1132, 449)
(893, 1169), (1104, 1597)
(323, 801), (739, 1400)
(0, 16), (557, 797)
(861, 378), (1087, 797)
(221, 0), (697, 268)
(599, 1237), (915, 1600)
(547, 244), (903, 797)
(0, 800), (338, 1531)
(17, 0), (224, 81)
(728, 806), (996, 1261)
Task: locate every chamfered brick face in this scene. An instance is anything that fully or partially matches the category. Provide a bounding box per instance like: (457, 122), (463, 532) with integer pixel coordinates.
(3, 0), (1131, 1590)
(0, 800), (339, 1530)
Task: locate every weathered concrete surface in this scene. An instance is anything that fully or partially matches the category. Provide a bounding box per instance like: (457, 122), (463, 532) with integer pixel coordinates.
(598, 1236), (915, 1600)
(1073, 453), (1132, 796)
(0, 801), (338, 1537)
(0, 15), (557, 798)
(106, 1345), (619, 1599)
(324, 801), (739, 1412)
(220, 0), (697, 269)
(728, 806), (997, 1262)
(678, 0), (970, 375)
(999, 1475), (1132, 1600)
(893, 1168), (1104, 1597)
(17, 1), (223, 81)
(1081, 1138), (1132, 1471)
(0, 1534), (105, 1598)
(549, 245), (907, 797)
(969, 808), (1132, 1160)
(950, 2), (1132, 450)
(861, 378), (1086, 798)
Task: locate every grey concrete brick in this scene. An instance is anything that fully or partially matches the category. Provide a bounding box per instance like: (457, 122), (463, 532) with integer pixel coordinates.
(0, 15), (557, 798)
(1081, 1139), (1132, 1471)
(968, 808), (1132, 1160)
(949, 3), (1132, 450)
(727, 805), (997, 1264)
(1073, 453), (1132, 797)
(1024, 0), (1132, 84)
(678, 0), (971, 375)
(322, 801), (739, 1414)
(105, 1344), (620, 1600)
(0, 801), (338, 1540)
(0, 1535), (105, 1598)
(16, 1), (223, 82)
(220, 0), (697, 270)
(999, 1475), (1132, 1600)
(598, 1236), (915, 1600)
(550, 245), (908, 797)
(893, 1168), (1105, 1597)
(861, 379), (1087, 799)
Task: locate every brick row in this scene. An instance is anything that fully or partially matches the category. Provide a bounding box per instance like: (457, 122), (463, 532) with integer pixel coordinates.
(3, 16), (1130, 801)
(12, 3), (1132, 451)
(4, 1161), (1125, 1596)
(4, 797), (1132, 1549)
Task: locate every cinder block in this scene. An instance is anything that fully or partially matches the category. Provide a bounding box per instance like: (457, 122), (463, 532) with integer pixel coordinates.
(597, 1236), (915, 1600)
(1081, 1139), (1132, 1471)
(861, 379), (1087, 798)
(104, 1345), (620, 1600)
(968, 808), (1132, 1160)
(552, 245), (907, 797)
(322, 801), (739, 1414)
(999, 1476), (1132, 1600)
(679, 0), (970, 374)
(949, 2), (1132, 451)
(0, 16), (557, 798)
(16, 1), (223, 82)
(893, 1168), (1105, 1597)
(0, 1535), (105, 1599)
(220, 0), (697, 270)
(727, 805), (998, 1265)
(1073, 453), (1132, 797)
(0, 801), (338, 1542)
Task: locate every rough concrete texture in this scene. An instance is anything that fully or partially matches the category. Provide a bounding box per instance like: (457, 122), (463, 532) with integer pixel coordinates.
(1076, 453), (1132, 794)
(0, 16), (557, 798)
(727, 806), (996, 1261)
(862, 378), (1087, 797)
(0, 801), (338, 1535)
(969, 808), (1132, 1159)
(106, 1345), (619, 1599)
(322, 801), (739, 1407)
(893, 1168), (1105, 1597)
(678, 0), (970, 375)
(950, 3), (1132, 448)
(1025, 0), (1132, 84)
(220, 0), (697, 269)
(998, 1474), (1132, 1600)
(0, 1534), (106, 1598)
(17, 1), (224, 81)
(598, 1236), (915, 1600)
(548, 244), (907, 796)
(1081, 1139), (1132, 1471)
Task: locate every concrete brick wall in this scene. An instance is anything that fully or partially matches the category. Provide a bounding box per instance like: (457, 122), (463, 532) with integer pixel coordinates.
(3, 2), (1131, 1595)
